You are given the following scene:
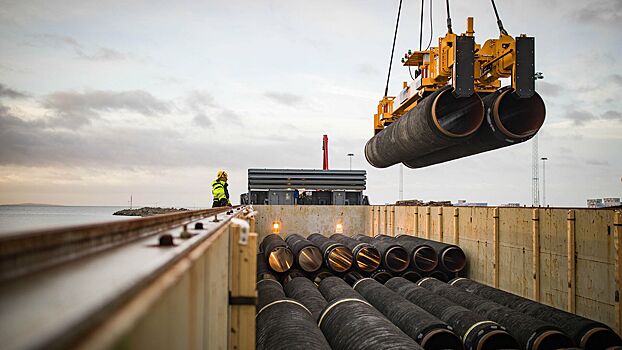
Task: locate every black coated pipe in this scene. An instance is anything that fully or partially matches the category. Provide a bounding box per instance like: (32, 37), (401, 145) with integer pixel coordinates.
(450, 278), (622, 350)
(353, 277), (463, 350)
(256, 277), (331, 350)
(284, 276), (328, 322)
(317, 277), (423, 350)
(428, 270), (451, 282)
(353, 234), (410, 273)
(396, 235), (466, 273)
(404, 88), (545, 168)
(307, 234), (353, 273)
(370, 269), (394, 284)
(285, 234), (323, 273)
(260, 234), (294, 273)
(257, 252), (278, 282)
(331, 233), (381, 272)
(307, 268), (334, 287)
(365, 85), (484, 168)
(376, 234), (438, 272)
(385, 277), (519, 350)
(281, 268), (306, 286)
(419, 277), (573, 350)
(401, 270), (423, 283)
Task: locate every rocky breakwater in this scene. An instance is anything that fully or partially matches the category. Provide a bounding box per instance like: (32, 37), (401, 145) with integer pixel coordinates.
(113, 207), (189, 217)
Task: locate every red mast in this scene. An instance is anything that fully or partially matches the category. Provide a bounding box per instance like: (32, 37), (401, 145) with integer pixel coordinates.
(322, 134), (329, 170)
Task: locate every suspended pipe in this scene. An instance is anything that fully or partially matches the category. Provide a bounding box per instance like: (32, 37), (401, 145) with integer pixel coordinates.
(385, 277), (519, 350)
(396, 235), (466, 273)
(419, 277), (573, 350)
(307, 234), (353, 273)
(260, 234), (294, 273)
(450, 278), (622, 350)
(353, 234), (410, 273)
(284, 276), (328, 322)
(376, 234), (438, 272)
(353, 277), (463, 350)
(285, 234), (323, 273)
(331, 233), (381, 272)
(404, 88), (545, 168)
(256, 277), (331, 350)
(365, 85), (484, 168)
(317, 276), (423, 350)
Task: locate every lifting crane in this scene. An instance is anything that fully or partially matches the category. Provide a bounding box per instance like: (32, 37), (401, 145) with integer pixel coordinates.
(366, 0), (545, 169)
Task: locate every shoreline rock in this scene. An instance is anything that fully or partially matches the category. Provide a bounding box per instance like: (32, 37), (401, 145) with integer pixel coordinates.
(113, 207), (189, 217)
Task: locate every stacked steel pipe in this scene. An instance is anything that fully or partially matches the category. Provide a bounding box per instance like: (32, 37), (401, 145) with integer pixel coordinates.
(351, 277), (463, 350)
(396, 234), (466, 281)
(450, 278), (622, 350)
(317, 276), (423, 350)
(307, 233), (353, 273)
(353, 234), (410, 273)
(284, 276), (328, 322)
(256, 275), (330, 350)
(385, 277), (520, 350)
(377, 234), (438, 273)
(331, 234), (381, 272)
(285, 234), (323, 273)
(419, 277), (573, 350)
(260, 234), (294, 273)
(365, 86), (485, 168)
(403, 89), (546, 168)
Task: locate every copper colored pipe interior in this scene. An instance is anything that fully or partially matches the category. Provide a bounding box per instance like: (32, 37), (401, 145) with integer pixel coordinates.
(355, 247), (381, 272)
(327, 246), (353, 273)
(268, 247), (294, 273)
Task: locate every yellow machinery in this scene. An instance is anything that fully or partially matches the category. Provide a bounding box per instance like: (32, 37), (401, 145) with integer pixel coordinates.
(373, 16), (536, 134)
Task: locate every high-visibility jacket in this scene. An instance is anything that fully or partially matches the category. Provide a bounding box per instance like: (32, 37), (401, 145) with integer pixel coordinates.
(212, 179), (229, 203)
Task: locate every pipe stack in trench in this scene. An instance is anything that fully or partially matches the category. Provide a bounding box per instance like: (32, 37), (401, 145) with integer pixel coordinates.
(255, 233), (622, 349)
(365, 86), (545, 169)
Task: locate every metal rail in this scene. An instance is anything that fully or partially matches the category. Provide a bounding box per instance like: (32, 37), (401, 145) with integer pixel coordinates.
(0, 206), (247, 350)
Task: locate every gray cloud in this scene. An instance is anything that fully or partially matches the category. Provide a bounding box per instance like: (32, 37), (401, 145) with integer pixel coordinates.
(565, 109), (596, 125)
(32, 34), (127, 61)
(0, 104), (305, 170)
(0, 83), (28, 99)
(193, 112), (212, 128)
(186, 90), (217, 111)
(585, 159), (610, 166)
(564, 108), (622, 125)
(264, 91), (304, 106)
(42, 89), (172, 127)
(602, 110), (622, 121)
(610, 74), (622, 86)
(537, 81), (564, 97)
(573, 0), (622, 25)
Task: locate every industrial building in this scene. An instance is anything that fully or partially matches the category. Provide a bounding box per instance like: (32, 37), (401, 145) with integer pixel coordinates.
(587, 197), (621, 208)
(241, 168), (368, 205)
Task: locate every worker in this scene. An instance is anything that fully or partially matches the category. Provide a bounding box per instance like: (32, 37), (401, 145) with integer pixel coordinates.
(212, 170), (231, 207)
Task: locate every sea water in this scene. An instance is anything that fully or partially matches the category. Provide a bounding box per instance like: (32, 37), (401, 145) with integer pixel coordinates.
(0, 205), (134, 235)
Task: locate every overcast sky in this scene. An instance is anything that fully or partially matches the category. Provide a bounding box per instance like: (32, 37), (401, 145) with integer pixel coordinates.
(0, 0), (620, 207)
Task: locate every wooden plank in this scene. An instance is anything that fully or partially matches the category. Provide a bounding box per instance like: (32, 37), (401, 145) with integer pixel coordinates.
(229, 220), (257, 350)
(391, 205), (395, 237)
(426, 206), (431, 239)
(567, 209), (576, 313)
(438, 208), (444, 242)
(453, 208), (459, 245)
(414, 207), (419, 237)
(532, 208), (541, 301)
(615, 210), (622, 334)
(493, 207), (500, 288)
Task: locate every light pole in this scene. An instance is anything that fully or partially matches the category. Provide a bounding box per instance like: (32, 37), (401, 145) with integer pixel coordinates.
(541, 157), (548, 206)
(347, 153), (354, 170)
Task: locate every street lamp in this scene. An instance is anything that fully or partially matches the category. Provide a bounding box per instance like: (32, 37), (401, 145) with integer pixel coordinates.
(541, 157), (548, 207)
(347, 153), (354, 170)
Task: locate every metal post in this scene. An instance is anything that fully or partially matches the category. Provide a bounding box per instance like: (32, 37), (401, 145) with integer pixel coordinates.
(347, 153), (354, 170)
(399, 164), (404, 201)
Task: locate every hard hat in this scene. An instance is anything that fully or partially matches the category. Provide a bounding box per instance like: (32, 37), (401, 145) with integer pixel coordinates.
(217, 170), (228, 179)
